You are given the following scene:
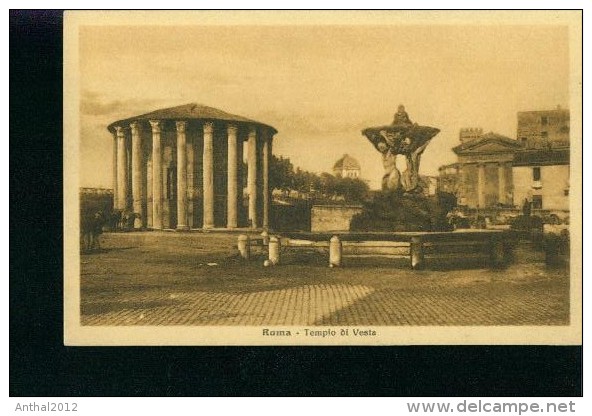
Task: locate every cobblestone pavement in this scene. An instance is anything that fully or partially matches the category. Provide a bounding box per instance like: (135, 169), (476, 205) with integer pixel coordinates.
(80, 232), (570, 326)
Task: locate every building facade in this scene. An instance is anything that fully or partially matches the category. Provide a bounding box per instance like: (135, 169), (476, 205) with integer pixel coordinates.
(333, 154), (361, 178)
(513, 107), (570, 211)
(437, 163), (461, 196)
(451, 130), (523, 208)
(418, 175), (438, 196)
(517, 106), (570, 149)
(108, 104), (277, 230)
(438, 107), (571, 212)
(512, 149), (570, 211)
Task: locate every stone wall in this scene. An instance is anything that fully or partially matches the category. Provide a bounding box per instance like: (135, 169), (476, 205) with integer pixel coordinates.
(311, 205), (363, 232)
(80, 189), (113, 217)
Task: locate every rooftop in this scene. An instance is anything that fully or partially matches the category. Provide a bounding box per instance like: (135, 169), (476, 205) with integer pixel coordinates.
(333, 154), (361, 170)
(517, 106), (569, 116)
(453, 131), (523, 154)
(107, 103), (277, 134)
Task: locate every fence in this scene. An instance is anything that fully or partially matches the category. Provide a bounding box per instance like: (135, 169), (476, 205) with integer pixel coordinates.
(237, 230), (509, 270)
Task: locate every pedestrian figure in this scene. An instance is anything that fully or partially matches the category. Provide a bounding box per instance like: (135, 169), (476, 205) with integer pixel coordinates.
(522, 198), (531, 217)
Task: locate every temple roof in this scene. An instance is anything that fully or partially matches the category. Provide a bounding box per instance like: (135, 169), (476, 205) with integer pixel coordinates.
(107, 103), (277, 134)
(333, 154), (361, 170)
(453, 132), (523, 154)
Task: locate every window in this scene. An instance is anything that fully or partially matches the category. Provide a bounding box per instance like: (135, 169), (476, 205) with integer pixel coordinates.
(532, 195), (543, 209)
(532, 167), (541, 181)
(541, 116), (548, 126)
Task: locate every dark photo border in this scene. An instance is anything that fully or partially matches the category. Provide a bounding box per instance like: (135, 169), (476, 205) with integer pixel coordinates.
(9, 9), (582, 397)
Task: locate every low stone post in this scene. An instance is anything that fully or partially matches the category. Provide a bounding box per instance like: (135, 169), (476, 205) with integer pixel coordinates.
(238, 234), (250, 260)
(544, 234), (561, 267)
(261, 230), (270, 246)
(268, 236), (281, 265)
(410, 236), (424, 270)
(329, 235), (342, 267)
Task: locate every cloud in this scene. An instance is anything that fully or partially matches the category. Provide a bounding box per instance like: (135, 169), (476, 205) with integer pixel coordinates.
(80, 91), (166, 117)
(256, 110), (373, 136)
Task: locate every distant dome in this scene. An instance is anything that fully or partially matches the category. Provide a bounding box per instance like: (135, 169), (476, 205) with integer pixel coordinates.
(333, 154), (361, 170)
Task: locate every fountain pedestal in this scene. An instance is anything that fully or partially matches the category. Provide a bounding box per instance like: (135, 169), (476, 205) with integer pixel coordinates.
(350, 191), (455, 232)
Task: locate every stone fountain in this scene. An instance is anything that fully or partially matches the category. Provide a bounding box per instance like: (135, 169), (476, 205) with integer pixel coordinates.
(350, 105), (456, 232)
(259, 106), (509, 270)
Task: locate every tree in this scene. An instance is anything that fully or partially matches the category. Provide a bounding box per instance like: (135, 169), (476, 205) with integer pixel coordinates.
(292, 168), (308, 198)
(264, 154), (369, 203)
(319, 172), (337, 200)
(339, 177), (369, 202)
(269, 155), (294, 196)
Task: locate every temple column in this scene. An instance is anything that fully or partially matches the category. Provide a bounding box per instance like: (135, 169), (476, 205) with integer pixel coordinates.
(227, 124), (239, 228)
(112, 132), (118, 209)
(477, 163), (486, 208)
(186, 133), (194, 229)
(130, 122), (143, 229)
(262, 131), (271, 230)
(498, 162), (506, 205)
(149, 120), (163, 230)
(116, 126), (128, 210)
(146, 158), (153, 229)
(457, 163), (465, 205)
(203, 121), (215, 229)
(247, 127), (258, 228)
(176, 121), (189, 230)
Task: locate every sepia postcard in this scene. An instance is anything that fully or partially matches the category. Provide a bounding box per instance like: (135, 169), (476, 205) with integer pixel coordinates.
(64, 10), (582, 346)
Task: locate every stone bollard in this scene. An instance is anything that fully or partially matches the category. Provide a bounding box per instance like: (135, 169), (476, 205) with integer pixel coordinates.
(238, 234), (250, 260)
(268, 236), (281, 265)
(329, 235), (342, 267)
(134, 214), (142, 230)
(261, 230), (270, 246)
(410, 236), (424, 270)
(544, 234), (561, 267)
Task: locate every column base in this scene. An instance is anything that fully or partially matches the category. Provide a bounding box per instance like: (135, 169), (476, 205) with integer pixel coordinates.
(176, 225), (190, 232)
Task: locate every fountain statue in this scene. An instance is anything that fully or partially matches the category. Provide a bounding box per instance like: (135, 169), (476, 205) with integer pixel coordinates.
(362, 105), (440, 193)
(351, 106), (455, 232)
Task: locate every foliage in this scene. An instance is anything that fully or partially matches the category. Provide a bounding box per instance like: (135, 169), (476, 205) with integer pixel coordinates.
(350, 191), (456, 232)
(264, 155), (369, 203)
(269, 155), (294, 195)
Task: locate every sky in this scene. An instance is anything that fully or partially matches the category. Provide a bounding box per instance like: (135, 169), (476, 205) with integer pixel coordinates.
(78, 22), (569, 189)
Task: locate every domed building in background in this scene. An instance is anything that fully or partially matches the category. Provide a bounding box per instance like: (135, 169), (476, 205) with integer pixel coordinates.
(108, 103), (277, 230)
(333, 154), (361, 179)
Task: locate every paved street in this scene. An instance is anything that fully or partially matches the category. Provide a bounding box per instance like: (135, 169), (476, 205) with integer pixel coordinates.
(80, 232), (570, 326)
